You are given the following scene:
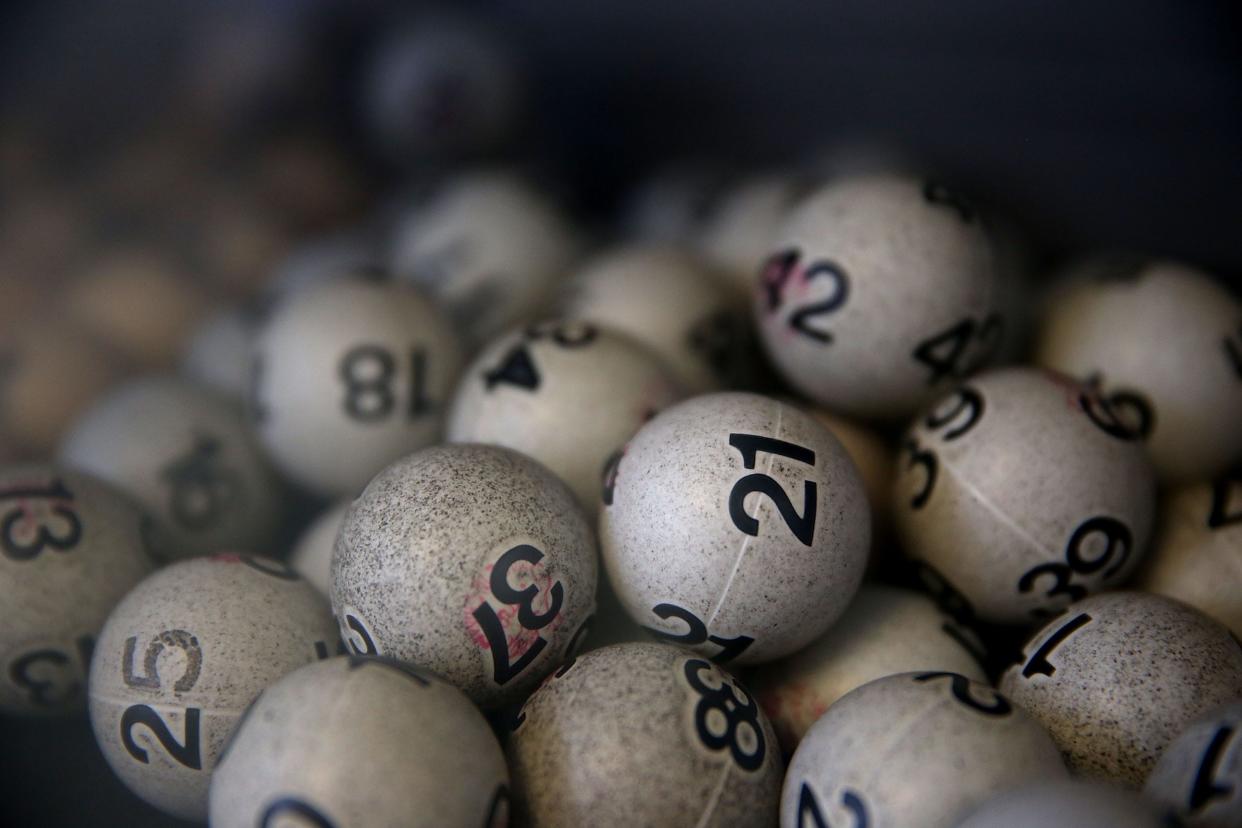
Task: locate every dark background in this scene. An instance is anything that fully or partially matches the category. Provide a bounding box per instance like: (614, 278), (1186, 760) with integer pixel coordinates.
(1, 2), (1240, 825)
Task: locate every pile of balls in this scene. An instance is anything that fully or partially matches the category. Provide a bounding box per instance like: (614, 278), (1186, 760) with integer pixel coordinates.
(3, 12), (1241, 828)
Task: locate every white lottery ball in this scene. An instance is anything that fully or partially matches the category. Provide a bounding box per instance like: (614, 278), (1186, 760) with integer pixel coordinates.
(180, 306), (257, 402)
(0, 465), (154, 715)
(956, 779), (1173, 828)
(999, 592), (1242, 786)
(1035, 260), (1242, 483)
(288, 497), (350, 597)
(1145, 701), (1242, 828)
(252, 277), (463, 498)
(88, 554), (338, 821)
(752, 585), (987, 750)
(446, 320), (683, 510)
(508, 642), (782, 827)
(210, 656), (509, 828)
(391, 171), (578, 348)
(561, 245), (754, 393)
(59, 377), (282, 560)
(331, 444), (597, 708)
(782, 672), (1066, 828)
(601, 392), (870, 665)
(757, 174), (999, 420)
(893, 367), (1157, 624)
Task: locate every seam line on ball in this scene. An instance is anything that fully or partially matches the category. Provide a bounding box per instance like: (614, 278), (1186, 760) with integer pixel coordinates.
(694, 759), (733, 828)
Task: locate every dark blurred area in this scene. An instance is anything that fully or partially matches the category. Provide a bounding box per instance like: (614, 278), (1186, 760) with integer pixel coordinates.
(1, 2), (1240, 825)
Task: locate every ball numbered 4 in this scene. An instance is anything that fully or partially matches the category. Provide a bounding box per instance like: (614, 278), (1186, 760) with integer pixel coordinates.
(508, 642), (782, 827)
(252, 277), (464, 498)
(0, 466), (154, 714)
(893, 368), (1156, 624)
(1035, 259), (1242, 482)
(956, 779), (1173, 828)
(59, 377), (282, 560)
(1136, 469), (1242, 635)
(999, 591), (1242, 786)
(88, 554), (339, 822)
(446, 320), (683, 510)
(210, 656), (510, 828)
(1145, 701), (1242, 828)
(331, 444), (596, 708)
(752, 585), (987, 750)
(560, 245), (754, 392)
(757, 174), (1000, 420)
(601, 392), (870, 665)
(781, 672), (1066, 828)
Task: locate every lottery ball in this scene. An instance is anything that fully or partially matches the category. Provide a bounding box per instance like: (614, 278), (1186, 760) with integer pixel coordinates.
(752, 585), (987, 750)
(560, 246), (754, 393)
(331, 443), (596, 708)
(288, 497), (351, 597)
(1145, 701), (1242, 828)
(956, 779), (1172, 828)
(0, 465), (154, 715)
(806, 406), (894, 553)
(180, 306), (257, 402)
(252, 277), (463, 498)
(781, 672), (1066, 828)
(1136, 470), (1242, 635)
(210, 655), (509, 828)
(893, 367), (1157, 624)
(1035, 259), (1242, 483)
(508, 642), (782, 827)
(756, 173), (999, 420)
(601, 392), (870, 665)
(998, 591), (1242, 786)
(390, 171), (578, 348)
(445, 320), (683, 510)
(698, 172), (805, 302)
(88, 554), (339, 821)
(59, 377), (282, 560)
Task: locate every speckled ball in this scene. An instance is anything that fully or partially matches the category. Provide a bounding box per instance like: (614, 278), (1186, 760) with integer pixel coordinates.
(756, 173), (999, 420)
(0, 466), (154, 715)
(289, 497), (351, 596)
(893, 367), (1157, 624)
(955, 779), (1173, 828)
(59, 376), (283, 560)
(446, 320), (683, 510)
(1145, 701), (1242, 828)
(560, 245), (754, 392)
(88, 554), (339, 822)
(601, 392), (870, 665)
(252, 277), (464, 498)
(752, 585), (987, 751)
(1136, 471), (1242, 636)
(1035, 259), (1242, 483)
(390, 171), (578, 347)
(331, 444), (596, 708)
(782, 671), (1066, 828)
(508, 642), (783, 827)
(209, 655), (510, 828)
(999, 591), (1242, 787)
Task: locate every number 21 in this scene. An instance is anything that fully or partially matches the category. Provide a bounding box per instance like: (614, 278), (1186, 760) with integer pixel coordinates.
(727, 433), (817, 546)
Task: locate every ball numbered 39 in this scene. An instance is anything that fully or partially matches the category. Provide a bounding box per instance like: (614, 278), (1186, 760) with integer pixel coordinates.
(331, 444), (596, 708)
(88, 554), (339, 822)
(601, 392), (870, 665)
(0, 465), (154, 714)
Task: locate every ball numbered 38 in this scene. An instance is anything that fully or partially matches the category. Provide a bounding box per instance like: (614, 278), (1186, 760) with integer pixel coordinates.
(893, 368), (1156, 624)
(88, 554), (339, 822)
(331, 444), (596, 708)
(252, 277), (464, 498)
(508, 642), (783, 827)
(0, 465), (154, 715)
(601, 392), (870, 665)
(210, 656), (510, 828)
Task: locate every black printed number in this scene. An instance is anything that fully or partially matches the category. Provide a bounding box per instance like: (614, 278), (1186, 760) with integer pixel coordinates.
(913, 671), (1010, 716)
(727, 433), (818, 546)
(1017, 518), (1131, 618)
(9, 636), (94, 708)
(483, 322), (598, 392)
(342, 613), (377, 656)
(340, 344), (434, 421)
(0, 480), (82, 561)
(1021, 612), (1092, 678)
(797, 784), (870, 828)
(1189, 725), (1236, 812)
(647, 603), (754, 663)
(472, 544), (564, 685)
(900, 386), (984, 511)
(912, 315), (1002, 385)
(1078, 379), (1153, 442)
(760, 249), (849, 343)
(123, 630), (203, 692)
(1207, 469), (1242, 529)
(161, 434), (239, 531)
(684, 658), (766, 772)
(121, 705), (202, 770)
